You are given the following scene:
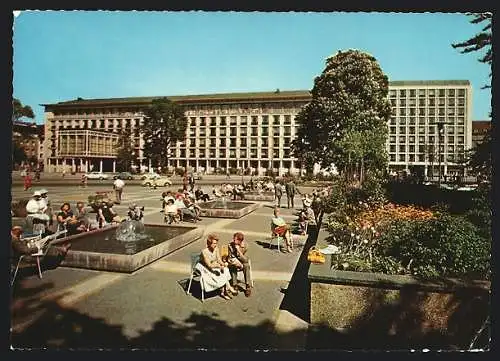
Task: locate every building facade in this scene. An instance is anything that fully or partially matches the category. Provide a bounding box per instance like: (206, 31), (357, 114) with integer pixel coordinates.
(471, 120), (491, 149)
(12, 120), (45, 170)
(42, 80), (474, 177)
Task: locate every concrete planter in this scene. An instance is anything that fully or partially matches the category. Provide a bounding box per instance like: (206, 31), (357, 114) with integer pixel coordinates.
(56, 223), (205, 273)
(307, 253), (490, 349)
(199, 201), (259, 218)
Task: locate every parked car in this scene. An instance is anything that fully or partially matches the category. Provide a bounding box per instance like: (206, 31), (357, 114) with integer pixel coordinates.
(113, 172), (134, 180)
(192, 172), (203, 180)
(85, 171), (109, 180)
(140, 172), (161, 180)
(141, 176), (173, 187)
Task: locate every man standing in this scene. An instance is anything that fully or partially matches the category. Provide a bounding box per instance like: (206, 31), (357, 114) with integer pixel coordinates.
(285, 178), (300, 209)
(274, 179), (283, 208)
(227, 232), (253, 297)
(113, 176), (125, 204)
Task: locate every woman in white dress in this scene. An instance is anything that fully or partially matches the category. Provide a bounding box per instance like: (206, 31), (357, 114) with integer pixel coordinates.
(196, 234), (237, 300)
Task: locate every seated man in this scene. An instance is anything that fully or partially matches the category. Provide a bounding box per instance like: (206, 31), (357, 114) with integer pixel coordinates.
(226, 232), (253, 297)
(232, 184), (245, 200)
(96, 201), (121, 228)
(57, 202), (86, 235)
(271, 207), (293, 252)
(74, 201), (98, 230)
(195, 186), (210, 202)
(11, 225), (71, 278)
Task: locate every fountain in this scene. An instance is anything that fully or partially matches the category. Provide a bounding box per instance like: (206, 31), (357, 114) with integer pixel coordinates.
(243, 191), (275, 202)
(51, 220), (204, 273)
(198, 196), (259, 218)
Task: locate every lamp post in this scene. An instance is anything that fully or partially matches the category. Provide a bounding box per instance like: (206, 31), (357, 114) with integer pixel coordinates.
(436, 121), (453, 187)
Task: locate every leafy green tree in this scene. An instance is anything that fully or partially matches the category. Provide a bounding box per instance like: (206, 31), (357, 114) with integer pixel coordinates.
(140, 97), (188, 169)
(292, 49), (391, 183)
(12, 141), (27, 164)
(12, 98), (35, 121)
(116, 128), (137, 172)
(452, 12), (492, 89)
(452, 13), (492, 183)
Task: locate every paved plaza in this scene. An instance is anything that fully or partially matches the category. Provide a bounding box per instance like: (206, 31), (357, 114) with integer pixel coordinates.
(10, 182), (328, 350)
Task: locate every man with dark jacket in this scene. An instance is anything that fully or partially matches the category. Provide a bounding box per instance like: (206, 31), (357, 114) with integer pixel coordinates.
(285, 178), (300, 209)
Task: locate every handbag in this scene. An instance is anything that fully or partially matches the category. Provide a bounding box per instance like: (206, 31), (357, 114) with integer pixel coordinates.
(307, 246), (326, 264)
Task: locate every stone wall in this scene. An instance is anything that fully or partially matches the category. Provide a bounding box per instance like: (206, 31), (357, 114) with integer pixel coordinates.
(308, 254), (490, 349)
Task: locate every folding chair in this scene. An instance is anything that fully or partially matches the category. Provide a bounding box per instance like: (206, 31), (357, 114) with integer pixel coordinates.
(186, 253), (206, 302)
(11, 229), (68, 286)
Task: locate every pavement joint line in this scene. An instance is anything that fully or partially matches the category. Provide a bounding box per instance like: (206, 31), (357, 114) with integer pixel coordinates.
(42, 273), (125, 307)
(11, 273), (125, 333)
(149, 260), (294, 281)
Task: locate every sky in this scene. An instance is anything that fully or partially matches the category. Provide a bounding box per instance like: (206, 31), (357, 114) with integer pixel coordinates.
(12, 11), (492, 124)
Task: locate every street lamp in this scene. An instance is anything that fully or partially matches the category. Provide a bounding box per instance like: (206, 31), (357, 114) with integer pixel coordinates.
(436, 121), (454, 187)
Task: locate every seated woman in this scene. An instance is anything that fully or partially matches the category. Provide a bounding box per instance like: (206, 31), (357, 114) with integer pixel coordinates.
(196, 233), (237, 300)
(164, 198), (180, 224)
(57, 202), (86, 235)
(271, 207), (293, 252)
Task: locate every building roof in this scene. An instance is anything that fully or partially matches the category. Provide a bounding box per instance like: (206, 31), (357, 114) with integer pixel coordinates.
(41, 80), (471, 108)
(472, 121), (491, 131)
(389, 80), (470, 86)
(41, 90), (312, 108)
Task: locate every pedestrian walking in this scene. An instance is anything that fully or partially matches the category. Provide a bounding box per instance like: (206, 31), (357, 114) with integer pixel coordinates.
(80, 173), (88, 188)
(23, 172), (32, 191)
(62, 168), (66, 178)
(285, 178), (300, 209)
(113, 176), (125, 204)
(274, 179), (283, 208)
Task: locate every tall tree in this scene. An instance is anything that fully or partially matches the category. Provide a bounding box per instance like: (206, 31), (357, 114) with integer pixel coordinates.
(12, 98), (35, 121)
(292, 49), (391, 183)
(115, 128), (137, 172)
(452, 12), (492, 89)
(140, 97), (188, 169)
(452, 13), (492, 182)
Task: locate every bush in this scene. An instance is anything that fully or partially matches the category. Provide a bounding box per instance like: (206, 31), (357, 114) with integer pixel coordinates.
(377, 214), (491, 280)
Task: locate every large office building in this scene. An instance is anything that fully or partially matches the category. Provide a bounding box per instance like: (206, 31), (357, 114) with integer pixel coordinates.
(41, 80), (473, 178)
(12, 120), (45, 169)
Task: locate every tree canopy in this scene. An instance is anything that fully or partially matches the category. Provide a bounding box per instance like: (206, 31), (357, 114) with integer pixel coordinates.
(12, 98), (35, 121)
(115, 128), (138, 172)
(292, 49), (391, 182)
(452, 12), (492, 89)
(140, 97), (188, 169)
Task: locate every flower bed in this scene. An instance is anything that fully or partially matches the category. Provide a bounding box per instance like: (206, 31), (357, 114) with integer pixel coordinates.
(325, 202), (490, 280)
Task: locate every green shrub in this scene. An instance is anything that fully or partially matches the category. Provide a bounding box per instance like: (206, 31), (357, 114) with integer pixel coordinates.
(378, 214), (491, 280)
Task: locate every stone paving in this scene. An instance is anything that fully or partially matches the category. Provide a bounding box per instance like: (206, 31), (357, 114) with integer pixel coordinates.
(10, 184), (328, 350)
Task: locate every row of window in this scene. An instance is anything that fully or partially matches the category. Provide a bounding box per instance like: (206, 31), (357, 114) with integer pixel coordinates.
(388, 135), (465, 144)
(174, 149), (293, 158)
(389, 88), (467, 97)
(389, 126), (465, 134)
(190, 115), (293, 126)
(389, 144), (465, 153)
(187, 128), (294, 137)
(392, 108), (466, 116)
(390, 117), (466, 125)
(183, 139), (292, 147)
(390, 98), (466, 107)
(389, 153), (461, 162)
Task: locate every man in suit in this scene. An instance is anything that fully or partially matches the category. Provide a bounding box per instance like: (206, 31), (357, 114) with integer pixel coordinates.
(285, 178), (300, 209)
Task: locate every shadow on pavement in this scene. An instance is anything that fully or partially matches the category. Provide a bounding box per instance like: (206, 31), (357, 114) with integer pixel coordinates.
(277, 225), (319, 324)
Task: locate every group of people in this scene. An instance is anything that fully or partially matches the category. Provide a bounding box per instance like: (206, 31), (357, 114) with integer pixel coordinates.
(161, 190), (202, 224)
(212, 183), (245, 200)
(23, 187), (146, 238)
(196, 232), (253, 300)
